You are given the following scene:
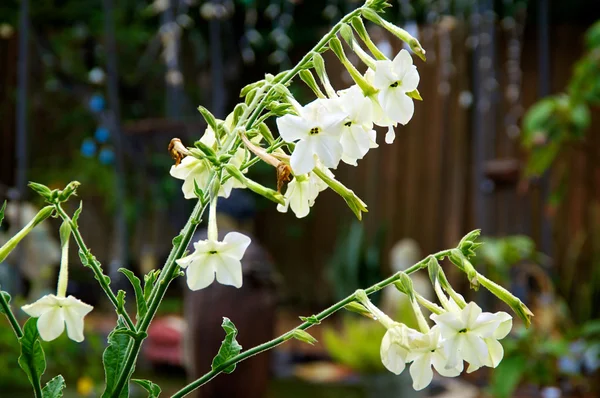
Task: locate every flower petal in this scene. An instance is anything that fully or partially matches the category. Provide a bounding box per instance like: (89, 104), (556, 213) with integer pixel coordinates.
(276, 114), (310, 143)
(313, 135), (342, 170)
(37, 307), (65, 342)
(400, 66), (420, 92)
(290, 140), (316, 175)
(372, 61), (396, 90)
(185, 255), (215, 290)
(62, 296), (94, 317)
(432, 350), (462, 377)
(213, 254), (243, 288)
(169, 156), (201, 180)
(288, 179), (311, 218)
(63, 307), (86, 342)
(410, 355), (434, 391)
(380, 330), (407, 375)
(493, 312), (513, 340)
(381, 89), (414, 125)
(392, 49), (413, 75)
(385, 126), (396, 144)
(221, 232), (252, 259)
(22, 295), (59, 317)
(485, 337), (505, 368)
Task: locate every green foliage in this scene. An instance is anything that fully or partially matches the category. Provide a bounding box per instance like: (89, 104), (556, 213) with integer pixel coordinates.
(211, 318), (243, 374)
(132, 379), (161, 398)
(119, 268), (148, 320)
(101, 319), (132, 398)
(41, 375), (66, 398)
(322, 316), (386, 374)
(18, 318), (46, 395)
(477, 235), (539, 283)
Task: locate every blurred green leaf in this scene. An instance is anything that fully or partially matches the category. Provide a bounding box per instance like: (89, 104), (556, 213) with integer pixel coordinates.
(211, 318), (242, 374)
(42, 375), (66, 398)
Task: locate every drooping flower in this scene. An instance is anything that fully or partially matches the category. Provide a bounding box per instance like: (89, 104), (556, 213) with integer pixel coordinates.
(276, 98), (347, 175)
(22, 295), (93, 342)
(276, 170), (329, 218)
(380, 323), (419, 375)
(334, 86), (378, 165)
(405, 326), (462, 390)
(371, 49), (420, 127)
(363, 71), (399, 144)
(466, 311), (513, 373)
(430, 301), (504, 371)
(176, 231), (251, 290)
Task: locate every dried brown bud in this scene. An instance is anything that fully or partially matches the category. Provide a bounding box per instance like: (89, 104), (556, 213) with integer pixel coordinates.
(168, 138), (191, 166)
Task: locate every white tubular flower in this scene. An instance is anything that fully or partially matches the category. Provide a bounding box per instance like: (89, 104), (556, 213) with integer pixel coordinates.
(176, 231), (251, 290)
(380, 323), (419, 375)
(170, 113), (248, 199)
(405, 326), (462, 391)
(22, 295), (93, 342)
(466, 311), (513, 373)
(430, 302), (503, 371)
(335, 86), (378, 165)
(371, 49), (420, 128)
(277, 170), (329, 218)
(276, 98), (346, 175)
(363, 72), (399, 144)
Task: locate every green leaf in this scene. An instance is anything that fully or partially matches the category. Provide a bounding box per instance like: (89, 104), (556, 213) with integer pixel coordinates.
(101, 319), (132, 398)
(18, 318), (46, 392)
(488, 355), (526, 398)
(42, 375), (66, 398)
(211, 318), (242, 374)
(116, 290), (126, 312)
(119, 269), (147, 320)
(72, 202), (83, 227)
(0, 291), (11, 314)
(0, 201), (6, 227)
(143, 270), (161, 303)
(132, 379), (161, 398)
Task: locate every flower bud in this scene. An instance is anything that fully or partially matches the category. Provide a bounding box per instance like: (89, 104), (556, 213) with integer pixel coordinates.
(350, 17), (387, 60)
(329, 37), (378, 97)
(311, 52), (337, 98)
(0, 205), (54, 263)
(344, 301), (376, 319)
(288, 329), (318, 345)
(28, 182), (56, 202)
(299, 70), (326, 99)
(449, 248), (479, 290)
(361, 9), (426, 61)
(313, 167), (367, 220)
(458, 229), (484, 258)
(477, 273), (534, 328)
(57, 181), (81, 202)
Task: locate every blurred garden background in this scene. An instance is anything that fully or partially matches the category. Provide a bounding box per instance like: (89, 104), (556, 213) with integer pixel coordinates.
(1, 0), (600, 396)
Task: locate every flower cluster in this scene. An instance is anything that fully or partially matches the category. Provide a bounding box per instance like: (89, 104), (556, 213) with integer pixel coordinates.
(359, 276), (513, 391)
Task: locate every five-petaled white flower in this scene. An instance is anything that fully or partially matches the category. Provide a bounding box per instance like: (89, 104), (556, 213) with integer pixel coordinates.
(176, 232), (251, 290)
(430, 301), (504, 371)
(277, 170), (329, 218)
(334, 86), (378, 165)
(22, 294), (93, 342)
(405, 326), (462, 390)
(371, 49), (420, 128)
(276, 99), (346, 175)
(466, 311), (513, 373)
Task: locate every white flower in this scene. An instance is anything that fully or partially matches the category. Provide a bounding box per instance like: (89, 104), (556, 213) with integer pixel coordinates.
(170, 113), (248, 199)
(380, 323), (420, 375)
(405, 326), (462, 390)
(22, 295), (93, 342)
(176, 232), (251, 290)
(277, 170), (329, 218)
(334, 86), (378, 165)
(276, 99), (346, 175)
(430, 302), (504, 371)
(371, 49), (420, 127)
(363, 71), (399, 144)
(466, 311), (513, 373)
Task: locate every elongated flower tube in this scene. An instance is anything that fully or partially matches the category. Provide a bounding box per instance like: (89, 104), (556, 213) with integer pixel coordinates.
(21, 221), (93, 342)
(0, 205), (54, 263)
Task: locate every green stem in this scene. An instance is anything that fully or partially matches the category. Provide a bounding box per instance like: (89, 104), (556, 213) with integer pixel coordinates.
(0, 291), (23, 339)
(54, 205), (136, 331)
(172, 248), (452, 397)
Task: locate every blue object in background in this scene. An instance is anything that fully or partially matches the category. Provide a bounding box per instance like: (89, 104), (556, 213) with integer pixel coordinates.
(98, 147), (115, 164)
(81, 139), (97, 157)
(88, 94), (105, 113)
(95, 126), (110, 143)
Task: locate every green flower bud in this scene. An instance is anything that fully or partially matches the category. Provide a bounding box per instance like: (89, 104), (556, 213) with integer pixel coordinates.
(28, 182), (54, 201)
(299, 70), (326, 99)
(0, 205), (54, 263)
(350, 17), (387, 60)
(57, 181), (81, 202)
(449, 248), (479, 290)
(313, 167), (368, 220)
(289, 329), (318, 345)
(329, 37), (378, 97)
(224, 165), (285, 205)
(343, 301), (376, 319)
(458, 229), (484, 258)
(477, 273), (534, 328)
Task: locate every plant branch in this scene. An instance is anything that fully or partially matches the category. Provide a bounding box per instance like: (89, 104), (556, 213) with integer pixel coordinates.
(172, 248), (452, 397)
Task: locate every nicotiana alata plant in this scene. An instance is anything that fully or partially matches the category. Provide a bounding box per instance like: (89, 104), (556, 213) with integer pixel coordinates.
(0, 0), (533, 396)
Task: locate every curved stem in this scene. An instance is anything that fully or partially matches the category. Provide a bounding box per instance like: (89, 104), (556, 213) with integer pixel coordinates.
(0, 290), (23, 339)
(54, 205), (136, 331)
(172, 248), (452, 397)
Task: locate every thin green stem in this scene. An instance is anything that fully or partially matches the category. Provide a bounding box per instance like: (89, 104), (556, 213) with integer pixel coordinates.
(54, 205), (136, 331)
(0, 291), (23, 339)
(172, 248), (452, 397)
